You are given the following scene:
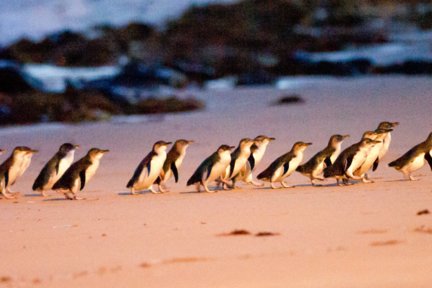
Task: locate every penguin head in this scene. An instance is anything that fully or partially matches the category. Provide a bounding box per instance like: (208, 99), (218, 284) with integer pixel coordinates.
(13, 146), (38, 157)
(378, 121), (399, 130)
(426, 132), (432, 144)
(239, 138), (254, 150)
(254, 135), (275, 147)
(362, 130), (378, 140)
(174, 139), (193, 152)
(293, 141), (312, 153)
(330, 134), (349, 146)
(59, 143), (80, 154)
(217, 145), (235, 155)
(153, 141), (172, 153)
(87, 148), (109, 160)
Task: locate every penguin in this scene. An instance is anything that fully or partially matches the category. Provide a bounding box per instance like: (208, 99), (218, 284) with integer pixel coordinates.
(52, 148), (109, 200)
(235, 135), (276, 186)
(296, 134), (349, 186)
(32, 143), (80, 196)
(220, 138), (254, 189)
(324, 138), (381, 186)
(187, 145), (235, 193)
(257, 141), (312, 189)
(0, 146), (38, 199)
(154, 139), (193, 192)
(353, 129), (392, 183)
(375, 121), (399, 170)
(388, 132), (432, 181)
(126, 141), (172, 194)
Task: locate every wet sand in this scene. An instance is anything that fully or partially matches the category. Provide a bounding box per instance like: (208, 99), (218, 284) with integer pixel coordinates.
(1, 76), (431, 287)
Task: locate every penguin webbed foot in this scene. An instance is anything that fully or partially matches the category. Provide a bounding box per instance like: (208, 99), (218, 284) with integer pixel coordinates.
(408, 174), (419, 181)
(281, 181), (293, 188)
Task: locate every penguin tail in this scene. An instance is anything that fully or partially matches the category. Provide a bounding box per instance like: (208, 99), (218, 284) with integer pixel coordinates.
(126, 179), (134, 189)
(187, 172), (200, 186)
(388, 160), (397, 167)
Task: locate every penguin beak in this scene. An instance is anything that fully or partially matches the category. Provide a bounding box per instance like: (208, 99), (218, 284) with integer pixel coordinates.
(392, 122), (400, 127)
(343, 134), (350, 139)
(30, 149), (39, 154)
(101, 149), (110, 153)
(165, 142), (172, 146)
(229, 146), (235, 150)
(305, 142), (312, 146)
(187, 140), (195, 144)
(74, 144), (80, 149)
(269, 137), (276, 141)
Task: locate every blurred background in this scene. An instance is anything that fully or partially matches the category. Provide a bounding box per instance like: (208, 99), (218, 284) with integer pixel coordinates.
(0, 0), (431, 125)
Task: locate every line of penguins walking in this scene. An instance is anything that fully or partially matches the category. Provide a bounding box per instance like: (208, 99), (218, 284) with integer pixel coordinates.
(0, 121), (431, 200)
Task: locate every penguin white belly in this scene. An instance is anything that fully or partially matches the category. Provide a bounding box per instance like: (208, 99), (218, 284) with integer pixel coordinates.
(8, 160), (24, 186)
(346, 152), (367, 174)
(138, 155), (166, 189)
(313, 161), (325, 177)
(232, 157), (248, 178)
(58, 151), (75, 179)
(356, 143), (382, 176)
(402, 153), (425, 173)
(205, 153), (231, 183)
(331, 144), (342, 164)
(379, 134), (391, 159)
(253, 147), (266, 166)
(85, 160), (101, 184)
(18, 156), (32, 178)
(272, 154), (303, 181)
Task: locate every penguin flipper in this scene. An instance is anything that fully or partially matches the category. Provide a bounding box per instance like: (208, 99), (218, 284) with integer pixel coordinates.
(248, 155), (256, 171)
(425, 152), (432, 170)
(171, 162), (179, 183)
(229, 158), (235, 178)
(324, 157), (332, 167)
(344, 156), (354, 173)
(4, 171), (9, 187)
(79, 170), (86, 190)
(372, 158), (379, 171)
(283, 162), (290, 175)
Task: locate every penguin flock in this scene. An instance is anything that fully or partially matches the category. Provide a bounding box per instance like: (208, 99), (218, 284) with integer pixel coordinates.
(0, 121), (431, 200)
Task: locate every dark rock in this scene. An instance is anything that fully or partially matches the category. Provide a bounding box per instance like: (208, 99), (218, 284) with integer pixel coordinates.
(0, 61), (44, 93)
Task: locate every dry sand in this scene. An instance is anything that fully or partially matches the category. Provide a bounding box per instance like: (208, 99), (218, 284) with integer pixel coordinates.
(0, 76), (431, 287)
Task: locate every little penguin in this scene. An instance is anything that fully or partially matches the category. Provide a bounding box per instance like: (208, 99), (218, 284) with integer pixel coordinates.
(52, 148), (109, 200)
(296, 134), (349, 186)
(324, 138), (381, 186)
(235, 135), (275, 186)
(353, 129), (391, 183)
(187, 145), (234, 193)
(32, 143), (80, 196)
(126, 141), (172, 194)
(388, 132), (432, 181)
(376, 121), (399, 169)
(0, 147), (38, 199)
(220, 138), (255, 189)
(257, 141), (312, 189)
(154, 139), (193, 192)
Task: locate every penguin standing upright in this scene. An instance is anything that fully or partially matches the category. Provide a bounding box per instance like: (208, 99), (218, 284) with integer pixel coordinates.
(388, 132), (432, 181)
(257, 141), (312, 189)
(187, 145), (234, 193)
(52, 148), (109, 200)
(126, 141), (172, 194)
(324, 138), (381, 185)
(0, 147), (38, 199)
(296, 134), (349, 185)
(354, 129), (391, 183)
(220, 138), (254, 189)
(155, 139), (193, 192)
(32, 143), (80, 196)
(376, 121), (399, 165)
(235, 135), (275, 186)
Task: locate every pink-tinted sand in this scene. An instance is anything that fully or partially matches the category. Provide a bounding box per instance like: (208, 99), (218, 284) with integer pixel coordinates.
(1, 76), (431, 287)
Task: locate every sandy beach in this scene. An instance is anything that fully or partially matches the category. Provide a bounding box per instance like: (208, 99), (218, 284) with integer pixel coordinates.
(1, 76), (431, 287)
